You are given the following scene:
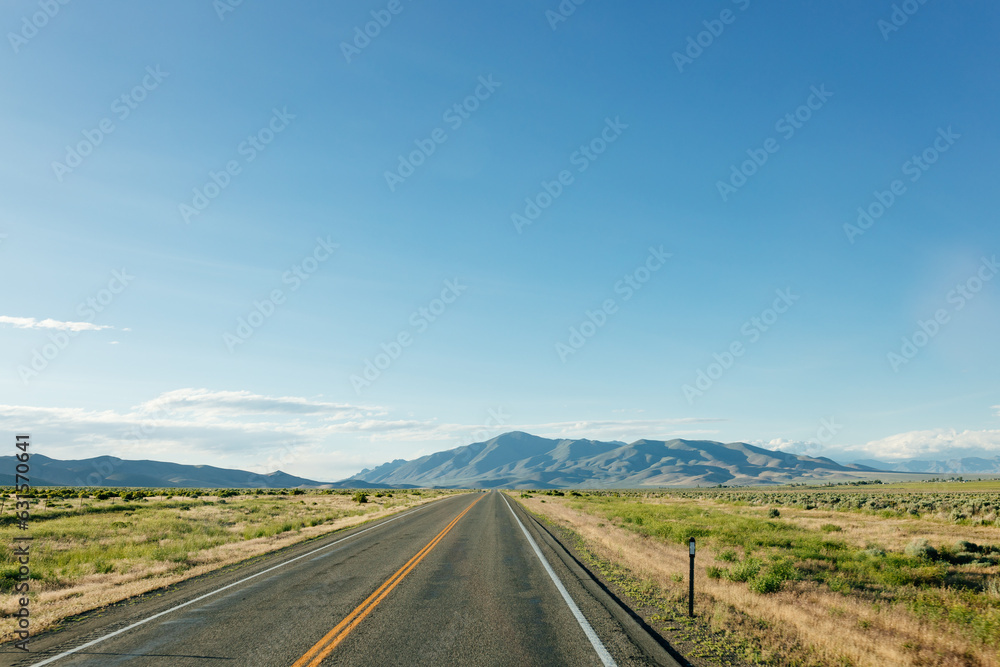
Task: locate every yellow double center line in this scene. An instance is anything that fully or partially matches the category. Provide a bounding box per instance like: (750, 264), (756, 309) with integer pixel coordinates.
(292, 494), (484, 667)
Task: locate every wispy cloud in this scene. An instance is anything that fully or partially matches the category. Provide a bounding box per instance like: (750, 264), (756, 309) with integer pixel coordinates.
(0, 315), (114, 332)
(523, 418), (726, 443)
(754, 438), (824, 457)
(0, 389), (507, 477)
(843, 429), (1000, 461)
(321, 417), (727, 445)
(770, 429), (1000, 463)
(7, 389), (998, 476)
(139, 388), (377, 418)
(0, 390), (378, 455)
(0, 389), (732, 478)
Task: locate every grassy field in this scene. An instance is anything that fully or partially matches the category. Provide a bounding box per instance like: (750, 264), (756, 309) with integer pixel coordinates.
(516, 483), (1000, 667)
(0, 487), (456, 643)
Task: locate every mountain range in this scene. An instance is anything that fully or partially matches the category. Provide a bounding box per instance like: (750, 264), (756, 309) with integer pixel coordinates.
(852, 457), (1000, 474)
(15, 433), (992, 490)
(348, 431), (882, 488)
(0, 454), (323, 489)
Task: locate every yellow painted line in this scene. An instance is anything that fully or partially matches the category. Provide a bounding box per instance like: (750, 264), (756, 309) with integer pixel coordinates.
(26, 498), (448, 667)
(292, 494), (484, 667)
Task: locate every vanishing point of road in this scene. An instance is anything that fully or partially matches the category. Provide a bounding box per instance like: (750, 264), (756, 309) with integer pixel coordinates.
(2, 491), (682, 666)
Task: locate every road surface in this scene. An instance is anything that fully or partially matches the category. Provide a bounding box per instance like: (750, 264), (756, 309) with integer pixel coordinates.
(2, 491), (680, 666)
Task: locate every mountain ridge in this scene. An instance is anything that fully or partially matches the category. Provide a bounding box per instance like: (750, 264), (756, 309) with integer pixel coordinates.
(851, 456), (1000, 474)
(0, 454), (326, 489)
(6, 433), (949, 490)
(347, 431), (883, 488)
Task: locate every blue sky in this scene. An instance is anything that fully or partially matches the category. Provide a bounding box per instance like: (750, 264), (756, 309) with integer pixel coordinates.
(1, 0), (998, 481)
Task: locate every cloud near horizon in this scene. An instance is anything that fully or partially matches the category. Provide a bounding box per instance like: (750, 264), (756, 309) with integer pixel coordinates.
(2, 389), (998, 479)
(755, 438), (828, 458)
(0, 316), (115, 332)
(759, 429), (1000, 462)
(840, 429), (1000, 461)
(525, 419), (726, 444)
(0, 389), (729, 478)
(139, 388), (377, 418)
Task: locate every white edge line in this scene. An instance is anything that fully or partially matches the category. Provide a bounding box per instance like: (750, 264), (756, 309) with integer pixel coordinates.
(501, 493), (617, 667)
(27, 498), (446, 667)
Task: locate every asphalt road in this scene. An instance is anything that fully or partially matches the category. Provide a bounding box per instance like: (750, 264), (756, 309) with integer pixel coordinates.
(2, 491), (680, 667)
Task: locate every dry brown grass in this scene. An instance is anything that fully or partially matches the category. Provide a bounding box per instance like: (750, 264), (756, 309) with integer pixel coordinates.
(519, 493), (999, 667)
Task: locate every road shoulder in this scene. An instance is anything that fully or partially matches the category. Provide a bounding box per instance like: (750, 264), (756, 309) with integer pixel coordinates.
(505, 493), (686, 667)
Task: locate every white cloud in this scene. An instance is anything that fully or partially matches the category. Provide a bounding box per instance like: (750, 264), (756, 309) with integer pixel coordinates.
(761, 429), (1000, 463)
(339, 417), (727, 449)
(138, 388), (375, 418)
(0, 390), (388, 476)
(0, 391), (732, 479)
(524, 418), (725, 443)
(752, 438), (826, 458)
(0, 316), (114, 332)
(8, 389), (999, 478)
(0, 389), (529, 478)
(840, 429), (1000, 461)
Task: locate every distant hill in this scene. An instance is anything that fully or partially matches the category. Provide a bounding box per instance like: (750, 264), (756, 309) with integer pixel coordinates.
(324, 479), (410, 490)
(347, 431), (883, 488)
(0, 434), (900, 490)
(0, 454), (327, 489)
(852, 457), (1000, 475)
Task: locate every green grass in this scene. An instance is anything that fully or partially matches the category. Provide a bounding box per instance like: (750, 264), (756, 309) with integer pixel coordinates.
(528, 508), (815, 666)
(646, 486), (1000, 526)
(0, 489), (445, 594)
(564, 493), (1000, 650)
(716, 548), (738, 562)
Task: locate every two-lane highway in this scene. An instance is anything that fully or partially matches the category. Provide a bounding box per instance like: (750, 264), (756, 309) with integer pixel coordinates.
(4, 492), (677, 666)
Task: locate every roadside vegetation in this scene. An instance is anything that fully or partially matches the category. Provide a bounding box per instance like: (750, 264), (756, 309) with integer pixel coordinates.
(0, 487), (451, 643)
(517, 484), (1000, 667)
(666, 484), (1000, 526)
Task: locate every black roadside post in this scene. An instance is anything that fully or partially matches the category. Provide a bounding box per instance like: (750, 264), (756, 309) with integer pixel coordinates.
(688, 537), (696, 617)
